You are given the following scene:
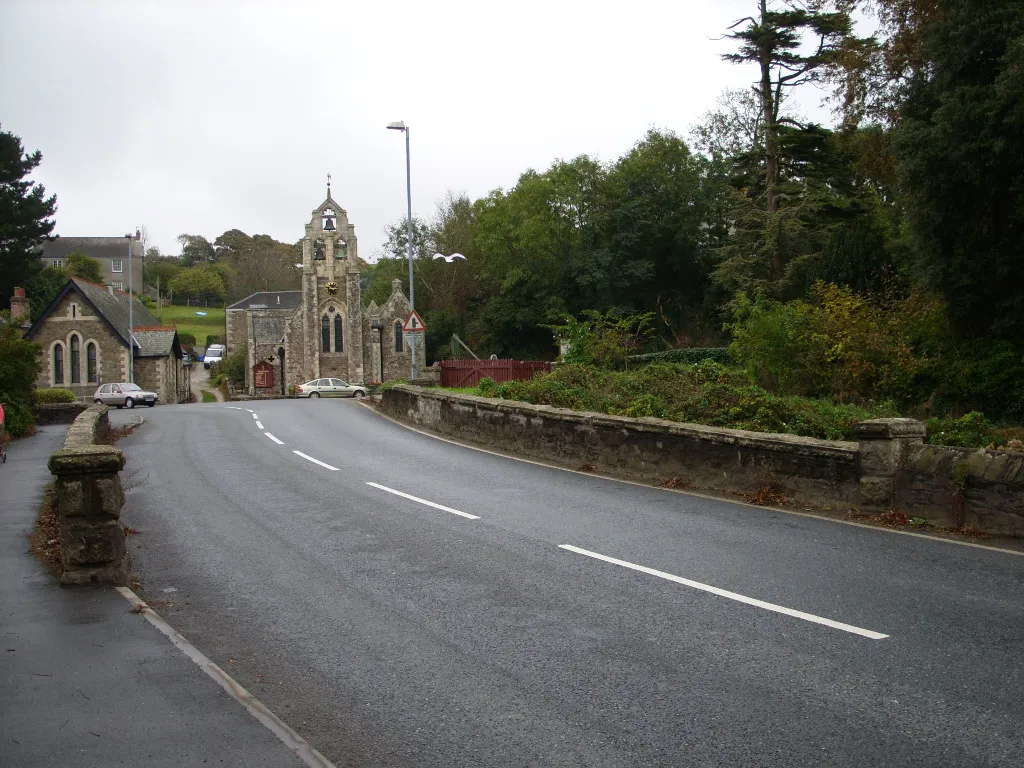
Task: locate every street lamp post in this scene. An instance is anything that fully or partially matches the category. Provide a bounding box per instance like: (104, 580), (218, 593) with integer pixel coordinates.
(124, 233), (134, 382)
(386, 121), (418, 380)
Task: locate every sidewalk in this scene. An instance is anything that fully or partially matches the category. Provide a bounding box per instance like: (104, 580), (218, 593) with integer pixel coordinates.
(0, 426), (306, 767)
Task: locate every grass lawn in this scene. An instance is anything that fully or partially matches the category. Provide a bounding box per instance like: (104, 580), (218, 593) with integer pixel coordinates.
(156, 306), (226, 345)
(201, 390), (217, 403)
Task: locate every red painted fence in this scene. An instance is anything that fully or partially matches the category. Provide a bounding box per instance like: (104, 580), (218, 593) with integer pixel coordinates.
(439, 359), (552, 388)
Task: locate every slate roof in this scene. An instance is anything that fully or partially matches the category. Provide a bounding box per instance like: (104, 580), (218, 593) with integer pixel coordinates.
(227, 291), (302, 311)
(26, 278), (178, 358)
(40, 237), (139, 261)
(133, 328), (179, 357)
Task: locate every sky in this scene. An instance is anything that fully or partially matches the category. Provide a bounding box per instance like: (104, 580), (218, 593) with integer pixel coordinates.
(1, 0), (842, 262)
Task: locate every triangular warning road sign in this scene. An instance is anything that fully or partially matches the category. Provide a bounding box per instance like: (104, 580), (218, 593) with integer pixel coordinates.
(403, 310), (427, 332)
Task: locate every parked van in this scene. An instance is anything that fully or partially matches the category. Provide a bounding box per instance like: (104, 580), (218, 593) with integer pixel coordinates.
(203, 345), (226, 369)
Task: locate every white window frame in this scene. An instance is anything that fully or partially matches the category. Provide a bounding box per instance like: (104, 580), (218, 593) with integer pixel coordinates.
(111, 259), (123, 273)
(52, 259), (63, 269)
(112, 281), (124, 291)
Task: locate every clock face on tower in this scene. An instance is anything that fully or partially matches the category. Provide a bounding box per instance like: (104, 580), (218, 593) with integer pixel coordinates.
(326, 281), (339, 295)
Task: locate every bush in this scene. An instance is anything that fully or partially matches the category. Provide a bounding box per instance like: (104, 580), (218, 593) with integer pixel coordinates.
(927, 412), (999, 448)
(220, 348), (247, 388)
(0, 314), (43, 437)
(629, 348), (732, 366)
(35, 388), (77, 404)
(178, 332), (197, 346)
(205, 334), (222, 347)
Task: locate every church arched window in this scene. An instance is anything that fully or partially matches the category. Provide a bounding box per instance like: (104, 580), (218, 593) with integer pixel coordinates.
(70, 334), (81, 384)
(54, 343), (64, 385)
(394, 321), (403, 353)
(333, 315), (343, 352)
(86, 342), (98, 383)
(321, 315), (330, 352)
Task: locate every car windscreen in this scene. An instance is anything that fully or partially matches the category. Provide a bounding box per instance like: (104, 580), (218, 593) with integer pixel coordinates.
(123, 384), (142, 391)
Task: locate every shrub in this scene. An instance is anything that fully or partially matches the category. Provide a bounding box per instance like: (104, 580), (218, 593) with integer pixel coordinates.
(629, 348), (732, 366)
(35, 388), (77, 404)
(477, 377), (498, 396)
(0, 314), (43, 437)
(178, 332), (197, 346)
(927, 412), (999, 448)
(205, 334), (222, 347)
(220, 348), (246, 388)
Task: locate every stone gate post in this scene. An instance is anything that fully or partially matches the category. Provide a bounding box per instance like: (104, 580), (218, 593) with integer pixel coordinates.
(851, 417), (927, 510)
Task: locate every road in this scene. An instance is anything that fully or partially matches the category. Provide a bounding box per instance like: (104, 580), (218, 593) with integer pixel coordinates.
(119, 398), (1024, 767)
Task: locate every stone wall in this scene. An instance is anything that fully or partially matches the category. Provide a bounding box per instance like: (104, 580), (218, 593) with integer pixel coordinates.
(34, 402), (89, 425)
(382, 386), (1024, 537)
(47, 405), (129, 585)
(382, 386), (861, 504)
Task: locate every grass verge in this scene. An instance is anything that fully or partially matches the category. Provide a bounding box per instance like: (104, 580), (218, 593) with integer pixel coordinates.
(155, 305), (226, 344)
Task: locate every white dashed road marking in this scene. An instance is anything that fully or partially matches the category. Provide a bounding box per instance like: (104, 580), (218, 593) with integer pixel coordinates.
(293, 451), (339, 471)
(559, 544), (889, 640)
(255, 421), (264, 430)
(366, 482), (480, 520)
(265, 433), (283, 445)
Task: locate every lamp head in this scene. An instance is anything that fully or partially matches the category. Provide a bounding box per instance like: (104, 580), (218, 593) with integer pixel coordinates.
(386, 121), (407, 131)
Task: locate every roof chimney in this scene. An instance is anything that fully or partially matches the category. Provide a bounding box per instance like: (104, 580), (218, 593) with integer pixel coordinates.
(108, 284), (115, 295)
(10, 287), (29, 322)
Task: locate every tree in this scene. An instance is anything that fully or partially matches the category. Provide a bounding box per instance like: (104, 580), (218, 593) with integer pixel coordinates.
(176, 234), (216, 267)
(143, 250), (183, 296)
(65, 249), (104, 283)
(24, 264), (69, 321)
(0, 126), (57, 307)
(0, 312), (43, 436)
(895, 0), (1024, 341)
(168, 263), (226, 302)
(212, 229), (300, 300)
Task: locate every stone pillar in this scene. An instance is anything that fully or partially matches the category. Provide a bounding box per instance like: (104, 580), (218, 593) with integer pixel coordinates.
(48, 444), (128, 586)
(852, 418), (926, 509)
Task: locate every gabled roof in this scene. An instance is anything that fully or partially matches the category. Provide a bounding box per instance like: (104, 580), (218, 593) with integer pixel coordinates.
(134, 327), (180, 357)
(227, 291), (302, 311)
(40, 237), (140, 261)
(26, 277), (163, 352)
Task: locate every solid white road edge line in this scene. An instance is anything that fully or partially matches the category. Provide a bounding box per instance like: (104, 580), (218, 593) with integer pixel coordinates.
(293, 450), (339, 471)
(114, 587), (337, 768)
(366, 482), (480, 520)
(559, 544), (889, 640)
(255, 421), (264, 430)
(224, 406), (245, 410)
(265, 432), (283, 445)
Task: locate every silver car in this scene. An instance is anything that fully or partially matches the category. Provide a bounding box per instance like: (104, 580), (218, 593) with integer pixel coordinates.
(296, 378), (367, 399)
(93, 382), (159, 408)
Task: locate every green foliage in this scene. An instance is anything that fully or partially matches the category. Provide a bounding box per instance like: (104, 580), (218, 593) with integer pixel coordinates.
(475, 361), (891, 440)
(24, 264), (69, 322)
(140, 295), (157, 309)
(221, 348), (247, 388)
(205, 334), (222, 347)
(34, 387), (77, 404)
(629, 348), (732, 366)
(926, 412), (998, 449)
(0, 125), (57, 308)
(895, 0), (1024, 342)
(177, 332), (196, 346)
(65, 250), (103, 283)
(168, 263), (227, 302)
(547, 310), (655, 369)
(0, 313), (42, 436)
(201, 390), (217, 403)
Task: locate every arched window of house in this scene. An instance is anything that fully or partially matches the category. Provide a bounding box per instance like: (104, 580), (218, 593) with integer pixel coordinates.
(321, 315), (330, 352)
(394, 321), (403, 353)
(86, 342), (98, 383)
(333, 315), (343, 352)
(70, 335), (81, 384)
(54, 343), (64, 385)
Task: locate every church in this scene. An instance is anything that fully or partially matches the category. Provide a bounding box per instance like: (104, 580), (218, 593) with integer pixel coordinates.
(225, 189), (413, 395)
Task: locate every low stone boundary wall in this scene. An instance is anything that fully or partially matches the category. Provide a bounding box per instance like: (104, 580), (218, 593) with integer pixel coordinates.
(382, 386), (1024, 537)
(34, 402), (89, 425)
(46, 405), (128, 585)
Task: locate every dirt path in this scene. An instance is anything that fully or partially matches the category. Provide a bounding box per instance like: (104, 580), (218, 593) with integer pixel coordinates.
(190, 363), (225, 402)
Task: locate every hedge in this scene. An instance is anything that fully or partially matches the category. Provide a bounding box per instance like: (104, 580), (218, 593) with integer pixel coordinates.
(35, 388), (78, 404)
(628, 347), (732, 366)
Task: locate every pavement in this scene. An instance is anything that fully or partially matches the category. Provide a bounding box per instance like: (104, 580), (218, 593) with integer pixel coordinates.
(116, 398), (1024, 767)
(0, 423), (308, 767)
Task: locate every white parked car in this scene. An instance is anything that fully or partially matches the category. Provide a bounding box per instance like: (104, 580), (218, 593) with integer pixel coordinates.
(93, 382), (158, 408)
(203, 345), (226, 368)
(296, 378), (367, 398)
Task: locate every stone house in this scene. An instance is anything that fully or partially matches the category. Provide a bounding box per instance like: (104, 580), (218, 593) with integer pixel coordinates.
(24, 277), (189, 404)
(40, 235), (144, 295)
(228, 188), (413, 394)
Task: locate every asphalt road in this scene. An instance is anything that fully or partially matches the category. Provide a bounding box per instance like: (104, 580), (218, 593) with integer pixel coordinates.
(119, 398), (1024, 767)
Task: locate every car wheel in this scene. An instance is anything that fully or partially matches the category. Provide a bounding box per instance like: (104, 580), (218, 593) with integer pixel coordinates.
(353, 390), (365, 399)
(147, 402), (156, 407)
(94, 399), (102, 404)
(310, 391), (320, 398)
(125, 397), (135, 409)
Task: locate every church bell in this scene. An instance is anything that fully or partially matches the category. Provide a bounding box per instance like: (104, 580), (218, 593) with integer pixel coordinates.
(313, 239), (326, 260)
(323, 216), (336, 231)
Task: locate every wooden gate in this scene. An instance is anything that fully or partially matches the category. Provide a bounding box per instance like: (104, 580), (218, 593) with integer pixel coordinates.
(439, 359), (551, 388)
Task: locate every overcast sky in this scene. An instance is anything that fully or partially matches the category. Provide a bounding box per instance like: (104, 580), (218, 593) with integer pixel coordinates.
(2, 0), (840, 262)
